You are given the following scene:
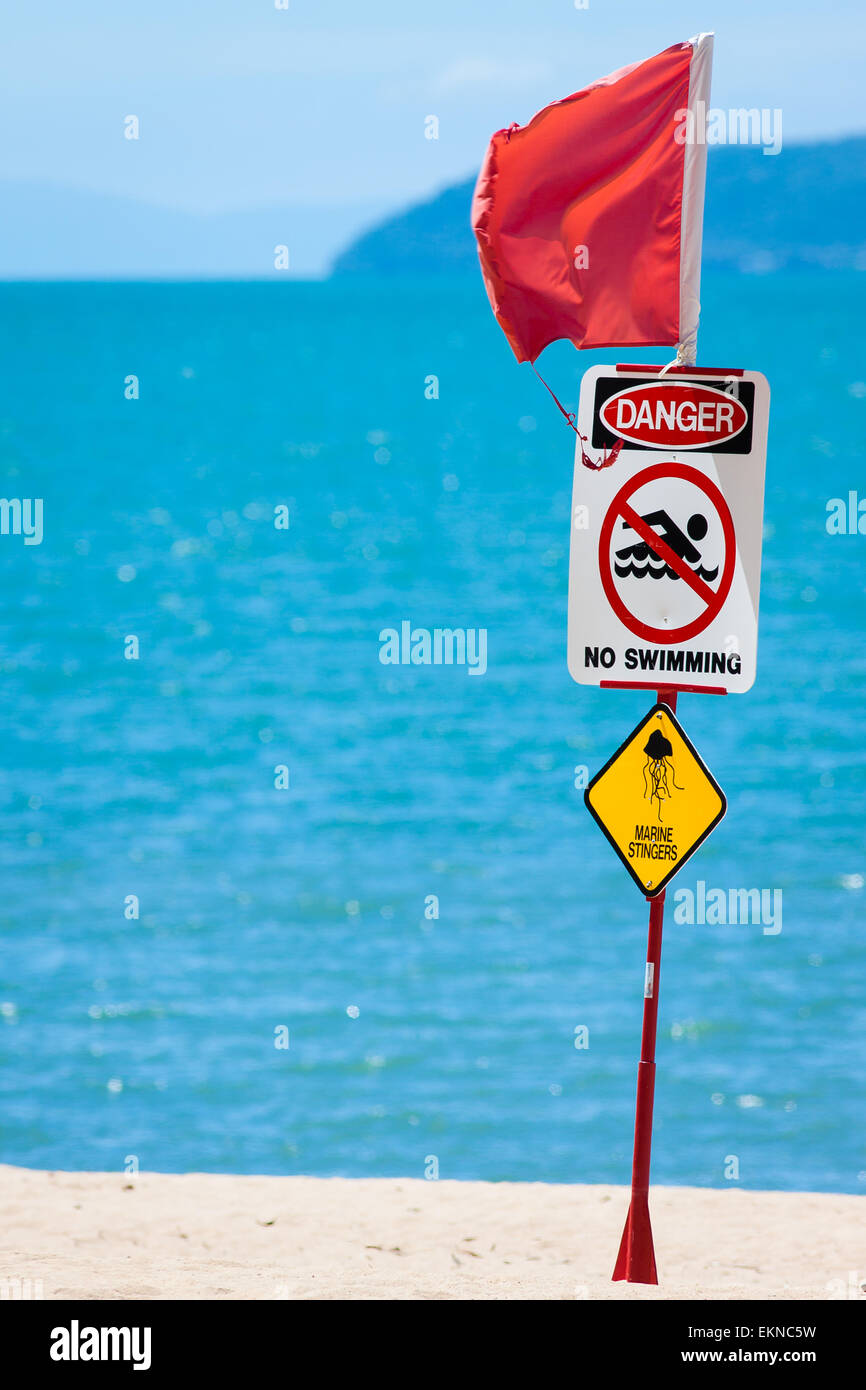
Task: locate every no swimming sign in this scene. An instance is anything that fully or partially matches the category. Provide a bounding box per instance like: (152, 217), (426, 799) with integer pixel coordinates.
(567, 365), (770, 694)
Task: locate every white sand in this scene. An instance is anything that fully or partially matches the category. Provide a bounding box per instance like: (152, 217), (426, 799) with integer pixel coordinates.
(0, 1166), (860, 1300)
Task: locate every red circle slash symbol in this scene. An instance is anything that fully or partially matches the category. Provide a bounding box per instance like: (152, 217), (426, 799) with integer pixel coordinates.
(598, 463), (736, 644)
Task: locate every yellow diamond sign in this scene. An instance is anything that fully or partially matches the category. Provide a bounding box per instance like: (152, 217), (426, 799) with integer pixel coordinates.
(584, 703), (726, 898)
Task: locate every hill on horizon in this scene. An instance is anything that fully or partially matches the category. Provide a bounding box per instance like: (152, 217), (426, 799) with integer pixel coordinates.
(332, 135), (866, 277)
(0, 182), (390, 279)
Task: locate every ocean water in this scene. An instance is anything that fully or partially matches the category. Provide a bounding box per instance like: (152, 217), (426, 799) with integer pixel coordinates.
(0, 273), (863, 1192)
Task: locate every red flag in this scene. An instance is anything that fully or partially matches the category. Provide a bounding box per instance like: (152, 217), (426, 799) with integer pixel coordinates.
(471, 35), (713, 364)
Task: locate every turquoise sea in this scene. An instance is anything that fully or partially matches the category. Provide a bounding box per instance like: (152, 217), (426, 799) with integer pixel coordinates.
(0, 273), (863, 1191)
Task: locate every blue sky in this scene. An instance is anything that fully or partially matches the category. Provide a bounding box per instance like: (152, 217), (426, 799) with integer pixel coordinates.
(1, 1), (864, 273)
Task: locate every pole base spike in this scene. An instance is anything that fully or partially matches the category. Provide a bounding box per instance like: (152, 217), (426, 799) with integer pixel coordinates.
(611, 1194), (658, 1284)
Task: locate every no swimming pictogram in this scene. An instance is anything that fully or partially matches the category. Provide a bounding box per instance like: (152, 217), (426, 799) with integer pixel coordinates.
(598, 462), (736, 645)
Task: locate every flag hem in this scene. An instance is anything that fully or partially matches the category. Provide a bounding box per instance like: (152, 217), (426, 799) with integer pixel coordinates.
(677, 33), (714, 365)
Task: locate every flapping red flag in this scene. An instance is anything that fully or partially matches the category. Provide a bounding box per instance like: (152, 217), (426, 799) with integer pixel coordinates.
(471, 34), (713, 365)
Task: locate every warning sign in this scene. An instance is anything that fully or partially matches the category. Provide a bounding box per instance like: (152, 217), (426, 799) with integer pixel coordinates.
(584, 703), (726, 898)
(568, 366), (770, 694)
(592, 377), (756, 454)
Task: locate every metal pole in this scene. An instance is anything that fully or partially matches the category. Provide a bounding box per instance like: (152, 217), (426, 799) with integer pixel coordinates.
(612, 688), (678, 1284)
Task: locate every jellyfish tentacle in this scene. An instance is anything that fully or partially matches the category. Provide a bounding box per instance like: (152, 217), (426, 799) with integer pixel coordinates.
(642, 757), (652, 800)
(664, 757), (684, 791)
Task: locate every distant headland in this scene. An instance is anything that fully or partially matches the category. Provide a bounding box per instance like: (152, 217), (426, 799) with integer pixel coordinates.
(331, 136), (866, 277)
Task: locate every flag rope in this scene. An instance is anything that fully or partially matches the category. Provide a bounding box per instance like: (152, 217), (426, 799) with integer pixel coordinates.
(530, 364), (623, 471)
(530, 363), (579, 431)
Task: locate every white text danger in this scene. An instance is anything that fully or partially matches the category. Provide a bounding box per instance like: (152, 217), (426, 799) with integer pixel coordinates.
(613, 397), (737, 435)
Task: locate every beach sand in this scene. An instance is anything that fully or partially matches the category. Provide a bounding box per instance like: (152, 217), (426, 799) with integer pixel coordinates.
(0, 1166), (861, 1301)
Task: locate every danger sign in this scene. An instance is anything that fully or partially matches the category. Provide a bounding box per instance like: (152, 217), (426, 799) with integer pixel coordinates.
(593, 375), (756, 454)
(601, 385), (746, 449)
(568, 365), (770, 694)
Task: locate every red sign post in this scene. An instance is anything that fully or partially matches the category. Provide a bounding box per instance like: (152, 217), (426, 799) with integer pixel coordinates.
(611, 687), (677, 1284)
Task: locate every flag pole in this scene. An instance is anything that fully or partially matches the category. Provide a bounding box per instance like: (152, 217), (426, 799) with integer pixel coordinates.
(612, 687), (678, 1284)
(676, 32), (714, 367)
(613, 39), (713, 1268)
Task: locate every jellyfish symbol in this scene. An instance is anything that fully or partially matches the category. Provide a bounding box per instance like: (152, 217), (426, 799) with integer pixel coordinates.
(642, 727), (684, 821)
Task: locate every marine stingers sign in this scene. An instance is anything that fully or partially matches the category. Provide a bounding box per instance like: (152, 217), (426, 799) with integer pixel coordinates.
(584, 704), (726, 898)
(568, 366), (770, 694)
